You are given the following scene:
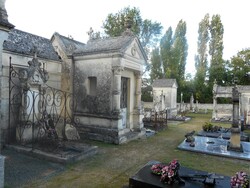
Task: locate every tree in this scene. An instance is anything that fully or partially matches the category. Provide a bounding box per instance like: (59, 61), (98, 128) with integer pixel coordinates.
(160, 27), (173, 77)
(141, 85), (153, 102)
(194, 14), (210, 103)
(103, 7), (142, 37)
(172, 20), (188, 93)
(102, 6), (162, 53)
(229, 49), (250, 85)
(208, 14), (225, 86)
(150, 48), (163, 81)
(102, 7), (163, 78)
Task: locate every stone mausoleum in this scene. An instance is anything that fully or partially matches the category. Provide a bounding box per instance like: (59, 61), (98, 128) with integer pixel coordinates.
(212, 82), (250, 125)
(71, 31), (147, 144)
(0, 0), (147, 146)
(152, 78), (178, 117)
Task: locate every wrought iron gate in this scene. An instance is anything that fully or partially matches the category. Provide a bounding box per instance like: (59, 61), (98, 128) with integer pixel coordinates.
(8, 58), (76, 151)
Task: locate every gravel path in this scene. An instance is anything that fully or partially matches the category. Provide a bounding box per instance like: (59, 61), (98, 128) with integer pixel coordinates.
(2, 149), (65, 188)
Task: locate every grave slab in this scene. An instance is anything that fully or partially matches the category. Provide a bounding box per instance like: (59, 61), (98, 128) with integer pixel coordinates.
(178, 136), (250, 161)
(197, 130), (249, 141)
(129, 160), (230, 188)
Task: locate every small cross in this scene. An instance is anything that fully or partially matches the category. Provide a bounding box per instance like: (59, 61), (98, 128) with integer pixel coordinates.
(87, 27), (94, 39)
(31, 46), (38, 58)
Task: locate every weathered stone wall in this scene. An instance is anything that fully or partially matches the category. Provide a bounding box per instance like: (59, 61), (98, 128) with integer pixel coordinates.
(51, 36), (72, 93)
(74, 57), (112, 115)
(2, 52), (62, 89)
(143, 102), (232, 111)
(0, 30), (10, 147)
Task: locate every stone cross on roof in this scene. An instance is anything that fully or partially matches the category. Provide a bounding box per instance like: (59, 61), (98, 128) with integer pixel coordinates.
(122, 16), (134, 36)
(31, 46), (39, 58)
(87, 27), (94, 40)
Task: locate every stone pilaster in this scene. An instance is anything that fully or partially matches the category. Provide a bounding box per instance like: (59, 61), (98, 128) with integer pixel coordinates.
(0, 2), (14, 187)
(0, 27), (13, 149)
(112, 66), (123, 114)
(135, 72), (142, 108)
(133, 72), (143, 129)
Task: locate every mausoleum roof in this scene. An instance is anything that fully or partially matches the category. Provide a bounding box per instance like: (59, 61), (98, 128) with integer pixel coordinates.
(214, 85), (250, 94)
(215, 85), (233, 94)
(73, 35), (135, 56)
(52, 32), (86, 56)
(238, 85), (250, 92)
(3, 29), (61, 61)
(152, 79), (178, 88)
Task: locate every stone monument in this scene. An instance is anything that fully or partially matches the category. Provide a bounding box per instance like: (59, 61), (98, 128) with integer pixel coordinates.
(228, 85), (243, 152)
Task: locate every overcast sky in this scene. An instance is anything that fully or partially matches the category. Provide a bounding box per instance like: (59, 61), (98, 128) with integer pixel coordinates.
(5, 0), (250, 75)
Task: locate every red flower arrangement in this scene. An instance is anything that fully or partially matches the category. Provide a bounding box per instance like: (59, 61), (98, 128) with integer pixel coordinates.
(151, 163), (165, 175)
(230, 171), (249, 188)
(151, 159), (180, 185)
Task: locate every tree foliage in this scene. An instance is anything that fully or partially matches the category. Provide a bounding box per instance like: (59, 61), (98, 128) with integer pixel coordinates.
(194, 14), (210, 102)
(208, 14), (225, 86)
(159, 20), (188, 84)
(150, 48), (163, 81)
(172, 20), (188, 83)
(103, 7), (142, 37)
(102, 6), (162, 53)
(195, 14), (209, 82)
(229, 49), (250, 85)
(160, 27), (173, 77)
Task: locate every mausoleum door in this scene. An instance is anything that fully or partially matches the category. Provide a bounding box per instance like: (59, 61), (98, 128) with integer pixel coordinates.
(120, 77), (128, 128)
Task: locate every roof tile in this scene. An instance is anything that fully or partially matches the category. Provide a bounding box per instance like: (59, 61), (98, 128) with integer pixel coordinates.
(3, 29), (61, 61)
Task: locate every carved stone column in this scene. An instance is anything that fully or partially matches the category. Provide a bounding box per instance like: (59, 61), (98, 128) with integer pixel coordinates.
(112, 66), (123, 114)
(135, 72), (142, 109)
(133, 72), (144, 129)
(228, 85), (242, 152)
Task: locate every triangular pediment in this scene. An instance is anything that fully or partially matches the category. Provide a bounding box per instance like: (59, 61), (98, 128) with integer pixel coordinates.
(124, 38), (147, 62)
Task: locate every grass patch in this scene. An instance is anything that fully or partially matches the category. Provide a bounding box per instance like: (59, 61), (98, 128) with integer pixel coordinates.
(23, 112), (250, 188)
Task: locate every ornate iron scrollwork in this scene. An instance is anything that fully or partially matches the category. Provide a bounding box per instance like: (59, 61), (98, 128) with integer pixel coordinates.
(9, 56), (77, 152)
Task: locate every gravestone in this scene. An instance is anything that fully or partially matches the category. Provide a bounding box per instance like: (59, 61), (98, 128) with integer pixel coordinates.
(65, 124), (80, 140)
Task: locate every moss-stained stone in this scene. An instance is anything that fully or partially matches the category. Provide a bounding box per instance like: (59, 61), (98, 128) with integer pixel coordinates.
(74, 66), (112, 115)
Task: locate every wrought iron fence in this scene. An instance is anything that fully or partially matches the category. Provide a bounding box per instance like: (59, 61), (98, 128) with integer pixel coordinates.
(8, 59), (76, 151)
(143, 109), (168, 130)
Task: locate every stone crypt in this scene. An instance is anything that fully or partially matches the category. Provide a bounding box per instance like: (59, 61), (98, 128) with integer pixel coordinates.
(72, 28), (147, 144)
